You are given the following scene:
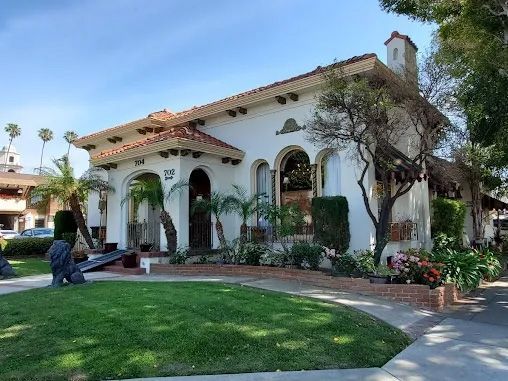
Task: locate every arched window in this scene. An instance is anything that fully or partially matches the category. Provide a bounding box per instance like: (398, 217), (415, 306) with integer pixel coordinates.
(255, 162), (271, 226)
(393, 48), (399, 61)
(321, 153), (341, 196)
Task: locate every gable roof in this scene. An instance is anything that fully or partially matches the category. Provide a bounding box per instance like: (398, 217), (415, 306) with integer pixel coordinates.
(74, 53), (377, 145)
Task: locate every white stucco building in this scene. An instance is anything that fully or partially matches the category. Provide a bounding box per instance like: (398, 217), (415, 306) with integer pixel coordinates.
(76, 31), (435, 261)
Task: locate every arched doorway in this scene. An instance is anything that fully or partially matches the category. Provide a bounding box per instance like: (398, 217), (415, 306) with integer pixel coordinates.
(189, 168), (212, 250)
(280, 150), (312, 219)
(126, 172), (161, 250)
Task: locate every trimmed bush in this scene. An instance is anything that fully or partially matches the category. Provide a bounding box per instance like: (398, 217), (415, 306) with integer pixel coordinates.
(3, 238), (54, 257)
(290, 242), (323, 270)
(311, 196), (350, 254)
(431, 198), (466, 245)
(61, 232), (77, 248)
(53, 210), (78, 240)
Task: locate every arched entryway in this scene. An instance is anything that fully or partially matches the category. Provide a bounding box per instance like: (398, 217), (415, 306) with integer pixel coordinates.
(279, 149), (313, 219)
(189, 168), (212, 250)
(126, 172), (161, 250)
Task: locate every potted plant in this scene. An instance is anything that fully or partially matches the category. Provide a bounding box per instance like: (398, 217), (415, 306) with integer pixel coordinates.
(139, 242), (153, 252)
(104, 242), (118, 253)
(72, 250), (88, 264)
(121, 251), (138, 268)
(368, 264), (397, 284)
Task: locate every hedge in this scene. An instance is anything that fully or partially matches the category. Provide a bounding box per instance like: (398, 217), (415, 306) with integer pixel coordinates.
(311, 196), (350, 254)
(431, 197), (466, 243)
(54, 210), (77, 240)
(3, 238), (54, 257)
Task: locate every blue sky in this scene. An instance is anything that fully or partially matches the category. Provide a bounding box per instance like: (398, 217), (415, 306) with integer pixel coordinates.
(0, 0), (434, 175)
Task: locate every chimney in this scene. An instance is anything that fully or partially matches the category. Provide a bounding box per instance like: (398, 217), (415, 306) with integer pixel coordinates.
(384, 31), (418, 85)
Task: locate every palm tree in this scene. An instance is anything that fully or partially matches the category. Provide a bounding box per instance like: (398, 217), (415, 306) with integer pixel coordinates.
(122, 178), (187, 253)
(227, 185), (263, 244)
(4, 123), (21, 171)
(37, 128), (54, 174)
(63, 130), (78, 157)
(191, 191), (232, 249)
(32, 156), (112, 249)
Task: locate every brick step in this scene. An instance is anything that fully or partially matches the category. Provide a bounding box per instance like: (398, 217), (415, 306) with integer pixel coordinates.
(102, 264), (145, 275)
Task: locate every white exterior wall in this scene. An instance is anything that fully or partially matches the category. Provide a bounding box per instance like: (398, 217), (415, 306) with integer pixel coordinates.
(94, 86), (432, 259)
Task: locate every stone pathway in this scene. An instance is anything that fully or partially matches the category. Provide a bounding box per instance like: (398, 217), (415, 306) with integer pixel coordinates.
(2, 272), (508, 381)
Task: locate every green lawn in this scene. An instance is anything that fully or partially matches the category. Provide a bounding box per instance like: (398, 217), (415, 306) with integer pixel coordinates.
(0, 282), (411, 381)
(7, 258), (50, 277)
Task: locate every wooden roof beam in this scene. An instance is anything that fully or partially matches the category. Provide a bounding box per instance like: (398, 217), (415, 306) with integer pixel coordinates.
(226, 110), (237, 117)
(238, 107), (247, 115)
(287, 92), (299, 101)
(275, 96), (286, 105)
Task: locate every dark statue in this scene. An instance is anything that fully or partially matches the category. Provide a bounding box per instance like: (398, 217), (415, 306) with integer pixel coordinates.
(49, 240), (86, 287)
(0, 253), (15, 279)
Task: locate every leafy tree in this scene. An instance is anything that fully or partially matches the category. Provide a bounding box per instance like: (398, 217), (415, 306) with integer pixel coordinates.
(122, 178), (187, 253)
(227, 185), (263, 244)
(191, 191), (233, 249)
(32, 156), (112, 249)
(379, 0), (508, 164)
(307, 66), (445, 265)
(63, 131), (78, 157)
(37, 128), (53, 174)
(3, 123), (21, 171)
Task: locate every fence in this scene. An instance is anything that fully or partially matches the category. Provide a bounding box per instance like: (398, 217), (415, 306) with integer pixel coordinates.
(389, 222), (418, 241)
(247, 224), (314, 246)
(127, 220), (161, 250)
(189, 220), (213, 249)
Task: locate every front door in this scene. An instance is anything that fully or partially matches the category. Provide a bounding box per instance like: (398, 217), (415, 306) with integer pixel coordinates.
(189, 169), (212, 250)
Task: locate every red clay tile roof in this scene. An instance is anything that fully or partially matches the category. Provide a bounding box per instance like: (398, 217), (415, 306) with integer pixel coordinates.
(93, 126), (242, 160)
(384, 31), (418, 51)
(77, 53), (377, 143)
(151, 53), (377, 122)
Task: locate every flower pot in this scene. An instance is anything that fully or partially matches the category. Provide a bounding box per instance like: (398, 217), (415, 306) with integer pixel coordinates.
(368, 274), (391, 284)
(73, 255), (88, 264)
(104, 242), (118, 254)
(122, 254), (138, 268)
(139, 243), (152, 252)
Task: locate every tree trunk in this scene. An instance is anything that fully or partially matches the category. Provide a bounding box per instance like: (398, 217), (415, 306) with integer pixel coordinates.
(215, 219), (227, 249)
(39, 141), (46, 174)
(470, 179), (483, 245)
(4, 138), (12, 171)
(67, 143), (71, 157)
(69, 193), (95, 249)
(239, 223), (247, 244)
(160, 210), (177, 253)
(373, 202), (391, 265)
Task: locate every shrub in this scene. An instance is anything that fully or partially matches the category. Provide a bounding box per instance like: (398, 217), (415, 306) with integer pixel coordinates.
(431, 198), (466, 246)
(312, 196), (350, 254)
(477, 249), (502, 281)
(355, 250), (375, 275)
(333, 253), (358, 276)
(61, 232), (77, 248)
(241, 242), (267, 266)
(3, 238), (54, 257)
(290, 242), (323, 270)
(430, 249), (483, 292)
(169, 247), (189, 264)
(53, 210), (78, 240)
(259, 250), (286, 267)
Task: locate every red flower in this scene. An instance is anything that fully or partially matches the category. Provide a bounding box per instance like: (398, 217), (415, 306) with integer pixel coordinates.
(429, 277), (435, 282)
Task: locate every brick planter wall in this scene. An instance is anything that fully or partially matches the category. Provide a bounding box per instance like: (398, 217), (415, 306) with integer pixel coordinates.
(150, 264), (461, 311)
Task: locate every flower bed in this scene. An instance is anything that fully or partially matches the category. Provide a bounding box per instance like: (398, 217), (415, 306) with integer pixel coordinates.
(150, 263), (461, 311)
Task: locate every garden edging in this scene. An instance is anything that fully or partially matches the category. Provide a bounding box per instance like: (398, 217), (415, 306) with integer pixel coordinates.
(151, 264), (461, 311)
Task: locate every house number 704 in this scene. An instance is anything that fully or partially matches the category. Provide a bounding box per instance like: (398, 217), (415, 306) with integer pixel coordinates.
(134, 159), (145, 166)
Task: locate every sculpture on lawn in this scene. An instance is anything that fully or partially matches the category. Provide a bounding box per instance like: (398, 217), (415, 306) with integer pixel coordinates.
(49, 240), (86, 287)
(0, 253), (15, 279)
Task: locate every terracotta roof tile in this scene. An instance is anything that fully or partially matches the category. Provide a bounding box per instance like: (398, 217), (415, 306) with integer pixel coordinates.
(77, 53), (376, 142)
(384, 31), (418, 51)
(93, 126), (242, 160)
(151, 53), (377, 122)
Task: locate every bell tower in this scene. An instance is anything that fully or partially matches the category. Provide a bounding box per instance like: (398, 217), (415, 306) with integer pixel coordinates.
(384, 31), (418, 85)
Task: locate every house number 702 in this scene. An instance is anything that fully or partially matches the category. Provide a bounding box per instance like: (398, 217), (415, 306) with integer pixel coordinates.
(134, 159), (145, 166)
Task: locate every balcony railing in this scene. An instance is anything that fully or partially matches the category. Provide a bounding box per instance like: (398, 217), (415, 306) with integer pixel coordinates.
(247, 224), (314, 246)
(389, 222), (418, 241)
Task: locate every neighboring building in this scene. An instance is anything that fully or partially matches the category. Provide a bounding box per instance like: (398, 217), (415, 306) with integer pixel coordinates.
(0, 148), (60, 231)
(76, 32), (435, 261)
(0, 145), (23, 173)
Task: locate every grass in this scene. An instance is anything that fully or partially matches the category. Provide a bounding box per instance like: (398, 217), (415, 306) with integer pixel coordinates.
(0, 281), (411, 381)
(6, 258), (50, 277)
